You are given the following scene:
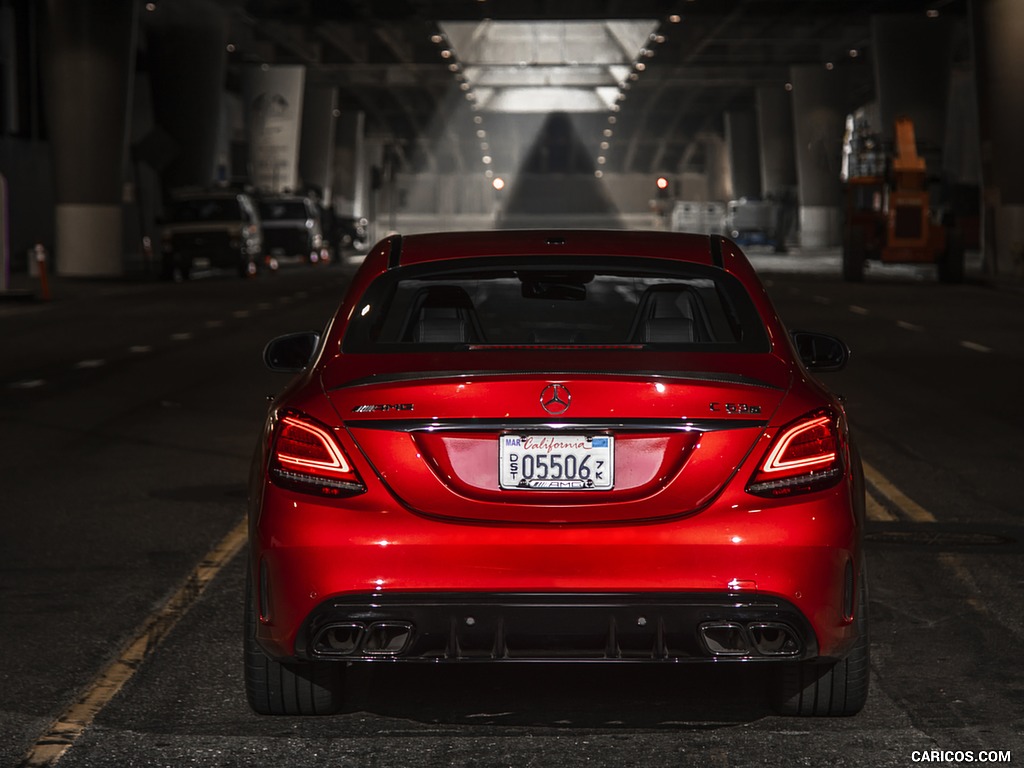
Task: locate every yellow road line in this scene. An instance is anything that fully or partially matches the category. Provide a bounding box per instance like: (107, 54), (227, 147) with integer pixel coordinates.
(865, 492), (897, 522)
(20, 518), (248, 768)
(937, 552), (990, 616)
(862, 461), (937, 523)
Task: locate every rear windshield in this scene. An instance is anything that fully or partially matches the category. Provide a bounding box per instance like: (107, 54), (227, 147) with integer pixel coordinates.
(170, 197), (242, 222)
(342, 256), (769, 353)
(259, 200), (309, 221)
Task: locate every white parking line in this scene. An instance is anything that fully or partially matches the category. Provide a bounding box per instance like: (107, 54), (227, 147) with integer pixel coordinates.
(959, 340), (992, 353)
(10, 292), (305, 394)
(844, 305), (996, 357)
(19, 518), (248, 768)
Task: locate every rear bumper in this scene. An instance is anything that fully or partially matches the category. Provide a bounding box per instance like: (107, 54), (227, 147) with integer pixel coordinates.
(263, 228), (313, 256)
(294, 591), (819, 663)
(251, 480), (862, 665)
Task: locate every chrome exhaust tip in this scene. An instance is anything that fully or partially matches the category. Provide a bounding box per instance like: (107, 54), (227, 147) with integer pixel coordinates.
(747, 622), (801, 656)
(362, 622), (415, 655)
(699, 622), (751, 656)
(312, 622), (365, 656)
(699, 621), (803, 657)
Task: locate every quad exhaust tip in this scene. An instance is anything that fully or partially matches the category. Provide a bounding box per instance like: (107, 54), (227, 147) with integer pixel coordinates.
(313, 621), (416, 657)
(699, 621), (801, 657)
(314, 619), (799, 659)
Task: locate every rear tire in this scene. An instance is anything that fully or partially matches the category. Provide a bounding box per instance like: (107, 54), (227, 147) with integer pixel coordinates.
(161, 255), (190, 282)
(842, 226), (866, 283)
(937, 228), (965, 283)
(771, 565), (870, 716)
(243, 570), (344, 715)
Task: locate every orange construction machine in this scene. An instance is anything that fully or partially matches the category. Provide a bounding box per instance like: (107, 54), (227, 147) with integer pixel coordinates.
(841, 116), (963, 282)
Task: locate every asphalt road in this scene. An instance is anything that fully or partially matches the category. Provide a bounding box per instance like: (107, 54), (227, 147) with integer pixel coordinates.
(1, 252), (1021, 768)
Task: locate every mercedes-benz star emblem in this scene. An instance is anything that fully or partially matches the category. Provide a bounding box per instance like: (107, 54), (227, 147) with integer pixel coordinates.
(540, 383), (571, 415)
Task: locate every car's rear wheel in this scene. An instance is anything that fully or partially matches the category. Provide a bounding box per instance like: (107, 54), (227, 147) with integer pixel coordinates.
(841, 226), (867, 283)
(161, 254), (191, 282)
(771, 564), (870, 716)
(937, 228), (965, 283)
(243, 570), (344, 715)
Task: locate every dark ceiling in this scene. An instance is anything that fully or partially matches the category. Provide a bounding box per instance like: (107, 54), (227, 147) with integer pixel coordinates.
(215, 0), (970, 177)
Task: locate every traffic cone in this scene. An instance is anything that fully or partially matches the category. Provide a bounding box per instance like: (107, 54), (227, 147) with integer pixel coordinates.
(34, 243), (51, 301)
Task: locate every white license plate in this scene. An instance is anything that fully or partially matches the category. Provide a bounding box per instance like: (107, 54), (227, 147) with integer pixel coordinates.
(499, 435), (614, 490)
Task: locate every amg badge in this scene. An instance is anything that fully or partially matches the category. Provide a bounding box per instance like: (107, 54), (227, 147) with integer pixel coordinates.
(709, 402), (762, 415)
(352, 403), (414, 413)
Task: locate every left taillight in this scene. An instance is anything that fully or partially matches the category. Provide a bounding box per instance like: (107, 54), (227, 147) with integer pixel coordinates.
(746, 408), (844, 498)
(269, 411), (365, 497)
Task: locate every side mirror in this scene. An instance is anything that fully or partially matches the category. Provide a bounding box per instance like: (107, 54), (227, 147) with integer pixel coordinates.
(790, 331), (850, 372)
(263, 331), (321, 372)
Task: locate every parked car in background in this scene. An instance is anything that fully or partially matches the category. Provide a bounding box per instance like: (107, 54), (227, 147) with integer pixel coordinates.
(246, 229), (868, 718)
(726, 197), (777, 247)
(159, 189), (263, 280)
(331, 214), (370, 267)
(257, 194), (329, 267)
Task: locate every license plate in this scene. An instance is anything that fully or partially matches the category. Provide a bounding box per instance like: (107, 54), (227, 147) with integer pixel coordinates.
(499, 435), (613, 490)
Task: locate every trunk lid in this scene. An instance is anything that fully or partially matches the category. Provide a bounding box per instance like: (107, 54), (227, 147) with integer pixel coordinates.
(325, 355), (789, 524)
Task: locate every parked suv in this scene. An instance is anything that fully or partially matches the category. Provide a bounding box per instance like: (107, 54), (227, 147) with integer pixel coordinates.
(258, 194), (328, 266)
(160, 190), (263, 280)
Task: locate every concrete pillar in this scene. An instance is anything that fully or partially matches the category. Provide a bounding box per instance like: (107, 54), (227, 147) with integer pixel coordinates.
(333, 111), (367, 219)
(789, 65), (848, 247)
(871, 14), (955, 186)
(943, 69), (980, 186)
(299, 86), (338, 204)
(1, 6), (20, 136)
(973, 0), (1024, 277)
(758, 86), (799, 250)
(363, 136), (391, 239)
(242, 65), (306, 193)
(701, 132), (731, 203)
(756, 86), (797, 196)
(145, 10), (228, 190)
(725, 110), (761, 200)
(43, 0), (136, 276)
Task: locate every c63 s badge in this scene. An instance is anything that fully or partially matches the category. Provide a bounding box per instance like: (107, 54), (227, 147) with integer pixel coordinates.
(709, 402), (762, 415)
(352, 403), (414, 413)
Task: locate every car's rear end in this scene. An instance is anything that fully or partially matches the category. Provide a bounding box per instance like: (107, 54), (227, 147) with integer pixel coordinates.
(161, 192), (263, 278)
(246, 231), (867, 716)
(258, 196), (326, 264)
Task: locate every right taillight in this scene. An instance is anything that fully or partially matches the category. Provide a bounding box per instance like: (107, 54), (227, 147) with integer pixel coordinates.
(269, 411), (365, 497)
(746, 408), (844, 498)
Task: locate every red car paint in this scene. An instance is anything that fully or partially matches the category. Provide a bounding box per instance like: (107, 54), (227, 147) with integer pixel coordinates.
(246, 230), (868, 716)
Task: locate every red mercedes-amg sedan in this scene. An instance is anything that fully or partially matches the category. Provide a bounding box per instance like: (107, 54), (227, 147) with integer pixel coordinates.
(245, 230), (868, 717)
